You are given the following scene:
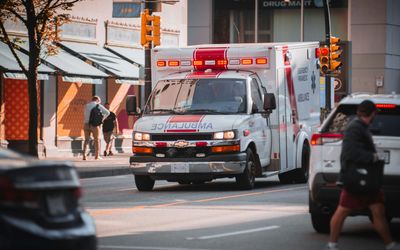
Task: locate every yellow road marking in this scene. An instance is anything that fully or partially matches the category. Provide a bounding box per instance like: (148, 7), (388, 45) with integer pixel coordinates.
(88, 186), (305, 217)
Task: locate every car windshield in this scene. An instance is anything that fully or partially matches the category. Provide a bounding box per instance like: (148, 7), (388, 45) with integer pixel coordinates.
(325, 104), (400, 136)
(143, 79), (247, 115)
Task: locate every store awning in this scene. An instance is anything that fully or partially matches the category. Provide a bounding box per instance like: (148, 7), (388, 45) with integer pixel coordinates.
(59, 42), (140, 83)
(0, 41), (54, 79)
(105, 46), (144, 67)
(14, 39), (108, 84)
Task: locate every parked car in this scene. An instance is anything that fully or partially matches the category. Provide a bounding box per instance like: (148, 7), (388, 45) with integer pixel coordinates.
(0, 148), (97, 250)
(308, 93), (400, 233)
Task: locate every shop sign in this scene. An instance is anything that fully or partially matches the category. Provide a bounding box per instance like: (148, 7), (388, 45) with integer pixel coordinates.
(261, 0), (347, 9)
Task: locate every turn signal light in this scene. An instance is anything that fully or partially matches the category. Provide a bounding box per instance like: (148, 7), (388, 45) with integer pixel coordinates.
(168, 60), (180, 67)
(132, 147), (153, 154)
(211, 144), (240, 153)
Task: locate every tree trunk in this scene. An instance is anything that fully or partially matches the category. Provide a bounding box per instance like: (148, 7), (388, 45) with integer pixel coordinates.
(26, 0), (39, 158)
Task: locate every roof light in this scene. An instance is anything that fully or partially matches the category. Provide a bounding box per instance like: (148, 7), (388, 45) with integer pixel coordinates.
(241, 58), (253, 65)
(181, 60), (192, 66)
(168, 60), (180, 67)
(376, 104), (396, 109)
(193, 60), (203, 66)
(315, 48), (320, 58)
(204, 60), (216, 66)
(217, 59), (228, 66)
(157, 60), (166, 67)
(229, 59), (240, 65)
(256, 58), (268, 64)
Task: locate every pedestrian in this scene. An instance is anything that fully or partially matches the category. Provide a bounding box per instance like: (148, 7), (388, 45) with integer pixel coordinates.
(102, 102), (119, 156)
(325, 100), (399, 250)
(82, 96), (110, 160)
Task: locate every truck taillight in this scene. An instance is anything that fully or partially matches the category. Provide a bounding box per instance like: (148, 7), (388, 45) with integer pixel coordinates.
(311, 133), (343, 146)
(376, 104), (396, 109)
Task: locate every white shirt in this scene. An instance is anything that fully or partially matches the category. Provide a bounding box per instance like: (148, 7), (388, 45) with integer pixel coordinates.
(84, 101), (110, 124)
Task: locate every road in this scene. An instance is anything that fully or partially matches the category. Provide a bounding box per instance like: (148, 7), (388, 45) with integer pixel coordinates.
(81, 175), (400, 250)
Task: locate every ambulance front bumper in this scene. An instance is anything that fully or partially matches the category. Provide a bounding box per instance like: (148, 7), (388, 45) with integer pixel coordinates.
(129, 153), (247, 177)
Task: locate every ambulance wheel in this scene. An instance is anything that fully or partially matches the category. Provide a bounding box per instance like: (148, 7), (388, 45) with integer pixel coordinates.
(295, 142), (310, 183)
(134, 175), (155, 191)
(236, 149), (256, 190)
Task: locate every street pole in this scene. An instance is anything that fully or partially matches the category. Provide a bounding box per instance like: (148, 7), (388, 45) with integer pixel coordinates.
(143, 3), (152, 105)
(255, 0), (258, 43)
(323, 0), (332, 113)
(300, 0), (304, 42)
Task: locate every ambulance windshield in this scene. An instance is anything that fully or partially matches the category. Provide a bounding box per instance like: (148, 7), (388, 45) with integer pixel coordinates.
(144, 79), (247, 114)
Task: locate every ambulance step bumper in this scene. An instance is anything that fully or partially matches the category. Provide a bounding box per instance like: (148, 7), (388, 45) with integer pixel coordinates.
(129, 153), (247, 176)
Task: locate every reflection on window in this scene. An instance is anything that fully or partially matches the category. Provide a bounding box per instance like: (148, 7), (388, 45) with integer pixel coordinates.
(145, 79), (247, 114)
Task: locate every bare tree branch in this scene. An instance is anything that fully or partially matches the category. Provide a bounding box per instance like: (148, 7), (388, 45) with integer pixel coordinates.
(0, 21), (29, 75)
(3, 7), (28, 26)
(50, 0), (80, 10)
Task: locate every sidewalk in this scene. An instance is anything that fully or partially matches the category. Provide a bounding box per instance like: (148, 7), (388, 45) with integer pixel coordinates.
(47, 153), (132, 179)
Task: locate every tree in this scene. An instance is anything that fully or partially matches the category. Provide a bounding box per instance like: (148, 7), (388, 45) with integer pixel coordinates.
(0, 0), (81, 157)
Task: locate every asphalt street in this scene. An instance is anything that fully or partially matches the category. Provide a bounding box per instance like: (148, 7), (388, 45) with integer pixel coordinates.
(81, 175), (400, 250)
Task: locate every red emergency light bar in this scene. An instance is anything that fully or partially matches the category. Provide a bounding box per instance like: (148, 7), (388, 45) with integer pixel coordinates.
(156, 57), (269, 68)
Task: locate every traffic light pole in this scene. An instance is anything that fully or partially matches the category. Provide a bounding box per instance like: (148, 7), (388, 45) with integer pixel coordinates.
(143, 2), (152, 105)
(323, 0), (332, 113)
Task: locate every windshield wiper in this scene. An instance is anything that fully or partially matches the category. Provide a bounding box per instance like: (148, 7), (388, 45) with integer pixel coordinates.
(146, 108), (177, 114)
(187, 109), (225, 114)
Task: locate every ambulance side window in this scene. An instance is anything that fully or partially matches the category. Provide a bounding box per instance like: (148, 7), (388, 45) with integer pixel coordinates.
(250, 78), (263, 112)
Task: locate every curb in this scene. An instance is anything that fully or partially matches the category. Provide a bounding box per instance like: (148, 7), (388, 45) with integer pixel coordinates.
(77, 167), (132, 179)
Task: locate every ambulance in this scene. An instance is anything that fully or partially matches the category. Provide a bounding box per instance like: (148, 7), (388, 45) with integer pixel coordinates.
(126, 42), (321, 191)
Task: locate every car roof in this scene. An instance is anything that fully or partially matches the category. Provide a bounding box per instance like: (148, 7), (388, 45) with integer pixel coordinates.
(339, 93), (400, 105)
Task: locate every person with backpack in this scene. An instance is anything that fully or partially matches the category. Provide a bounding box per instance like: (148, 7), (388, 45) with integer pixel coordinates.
(102, 102), (119, 156)
(82, 96), (110, 160)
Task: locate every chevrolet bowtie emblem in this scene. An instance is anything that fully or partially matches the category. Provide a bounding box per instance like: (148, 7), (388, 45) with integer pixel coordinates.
(174, 140), (189, 148)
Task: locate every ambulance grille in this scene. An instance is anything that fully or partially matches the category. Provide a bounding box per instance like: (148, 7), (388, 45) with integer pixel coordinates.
(151, 133), (213, 141)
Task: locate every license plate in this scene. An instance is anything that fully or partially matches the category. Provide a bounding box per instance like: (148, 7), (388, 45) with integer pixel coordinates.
(377, 150), (390, 164)
(171, 163), (189, 173)
(46, 194), (67, 216)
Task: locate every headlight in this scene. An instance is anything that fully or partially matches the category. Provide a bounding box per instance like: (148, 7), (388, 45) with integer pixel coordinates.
(213, 130), (235, 140)
(134, 132), (151, 141)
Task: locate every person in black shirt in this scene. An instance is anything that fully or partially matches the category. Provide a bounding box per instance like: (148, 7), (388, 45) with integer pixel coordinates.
(102, 103), (119, 156)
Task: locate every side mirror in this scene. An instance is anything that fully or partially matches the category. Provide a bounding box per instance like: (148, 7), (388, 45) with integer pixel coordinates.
(263, 93), (276, 112)
(126, 95), (138, 115)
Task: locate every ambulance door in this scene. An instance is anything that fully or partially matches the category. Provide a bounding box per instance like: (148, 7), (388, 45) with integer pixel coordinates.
(277, 68), (295, 171)
(249, 77), (270, 165)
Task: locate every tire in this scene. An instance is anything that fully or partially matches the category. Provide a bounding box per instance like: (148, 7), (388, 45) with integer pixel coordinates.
(134, 175), (155, 191)
(311, 212), (331, 234)
(236, 149), (256, 190)
(278, 171), (293, 184)
(295, 142), (310, 183)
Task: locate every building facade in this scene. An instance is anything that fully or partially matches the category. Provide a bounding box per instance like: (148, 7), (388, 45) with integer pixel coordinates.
(187, 0), (400, 96)
(0, 0), (187, 157)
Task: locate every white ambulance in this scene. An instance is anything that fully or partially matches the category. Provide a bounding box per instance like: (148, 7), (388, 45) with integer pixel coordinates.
(126, 42), (321, 191)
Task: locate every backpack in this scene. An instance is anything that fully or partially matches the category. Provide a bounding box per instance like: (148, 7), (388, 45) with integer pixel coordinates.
(89, 104), (104, 126)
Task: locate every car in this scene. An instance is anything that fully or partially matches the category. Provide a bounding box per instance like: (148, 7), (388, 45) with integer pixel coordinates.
(308, 93), (400, 233)
(0, 148), (97, 250)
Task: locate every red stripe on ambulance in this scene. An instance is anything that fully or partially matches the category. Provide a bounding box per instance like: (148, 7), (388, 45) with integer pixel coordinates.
(282, 46), (300, 138)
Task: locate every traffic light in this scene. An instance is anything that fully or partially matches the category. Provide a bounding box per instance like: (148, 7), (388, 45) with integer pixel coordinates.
(153, 15), (161, 46)
(319, 46), (330, 75)
(329, 36), (342, 73)
(140, 9), (161, 47)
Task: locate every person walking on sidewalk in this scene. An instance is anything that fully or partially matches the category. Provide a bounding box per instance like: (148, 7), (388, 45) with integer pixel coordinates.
(102, 102), (119, 156)
(83, 96), (110, 160)
(325, 100), (399, 250)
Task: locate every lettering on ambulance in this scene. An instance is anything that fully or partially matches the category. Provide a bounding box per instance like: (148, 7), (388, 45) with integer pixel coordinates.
(193, 47), (228, 71)
(150, 115), (213, 132)
(282, 46), (300, 138)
